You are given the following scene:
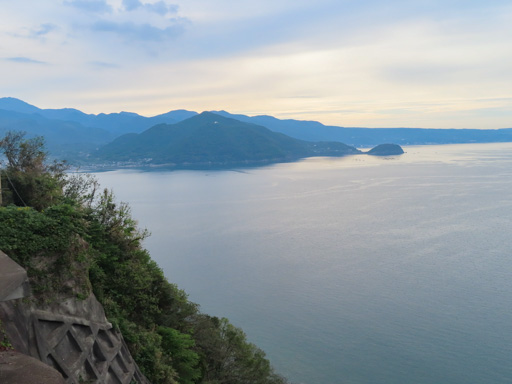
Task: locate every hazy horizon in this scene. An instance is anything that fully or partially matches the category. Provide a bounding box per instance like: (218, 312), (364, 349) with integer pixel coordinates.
(3, 96), (512, 131)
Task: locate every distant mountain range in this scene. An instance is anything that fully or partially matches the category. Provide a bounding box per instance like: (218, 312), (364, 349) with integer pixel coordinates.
(0, 97), (196, 158)
(1, 97), (511, 165)
(211, 110), (512, 146)
(94, 112), (361, 167)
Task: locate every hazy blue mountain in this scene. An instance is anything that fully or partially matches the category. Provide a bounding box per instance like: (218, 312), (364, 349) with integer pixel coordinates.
(211, 111), (512, 146)
(0, 108), (113, 158)
(0, 97), (197, 137)
(94, 112), (361, 166)
(151, 109), (198, 123)
(211, 110), (332, 141)
(40, 109), (197, 136)
(41, 109), (150, 136)
(0, 98), (199, 160)
(0, 97), (41, 114)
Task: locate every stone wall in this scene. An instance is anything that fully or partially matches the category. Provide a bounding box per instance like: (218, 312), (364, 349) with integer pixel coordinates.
(0, 251), (150, 384)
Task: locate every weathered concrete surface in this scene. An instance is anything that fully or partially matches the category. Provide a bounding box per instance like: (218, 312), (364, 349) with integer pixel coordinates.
(0, 351), (66, 384)
(1, 296), (150, 383)
(0, 251), (30, 302)
(0, 251), (150, 384)
(32, 308), (150, 384)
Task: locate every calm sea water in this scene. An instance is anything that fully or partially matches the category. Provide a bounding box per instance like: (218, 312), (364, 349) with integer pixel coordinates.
(92, 143), (512, 384)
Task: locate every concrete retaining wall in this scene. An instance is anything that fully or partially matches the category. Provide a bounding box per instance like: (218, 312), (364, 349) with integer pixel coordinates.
(0, 251), (150, 384)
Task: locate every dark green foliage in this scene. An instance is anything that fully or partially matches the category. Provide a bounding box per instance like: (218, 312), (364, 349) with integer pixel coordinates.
(83, 196), (288, 383)
(0, 131), (290, 384)
(367, 143), (404, 156)
(0, 204), (82, 265)
(0, 131), (68, 210)
(0, 204), (91, 298)
(159, 327), (201, 384)
(95, 112), (359, 167)
(0, 319), (13, 351)
(192, 316), (287, 384)
(95, 112), (306, 164)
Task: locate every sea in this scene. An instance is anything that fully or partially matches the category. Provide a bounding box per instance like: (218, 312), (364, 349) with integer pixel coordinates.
(92, 143), (512, 384)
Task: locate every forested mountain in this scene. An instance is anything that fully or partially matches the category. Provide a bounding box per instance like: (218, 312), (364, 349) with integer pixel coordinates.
(94, 112), (361, 166)
(0, 106), (113, 156)
(0, 98), (196, 159)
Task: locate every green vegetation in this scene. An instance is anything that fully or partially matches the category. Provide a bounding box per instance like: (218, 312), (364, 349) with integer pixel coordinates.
(0, 319), (13, 351)
(95, 112), (360, 166)
(366, 143), (404, 156)
(0, 131), (289, 384)
(95, 112), (309, 165)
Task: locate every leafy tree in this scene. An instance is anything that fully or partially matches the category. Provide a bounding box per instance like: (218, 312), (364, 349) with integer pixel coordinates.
(0, 131), (291, 384)
(192, 316), (288, 384)
(0, 131), (67, 210)
(159, 326), (201, 384)
(1, 131), (46, 171)
(62, 172), (99, 208)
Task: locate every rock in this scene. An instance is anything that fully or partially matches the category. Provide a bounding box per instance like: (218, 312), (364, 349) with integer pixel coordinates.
(0, 351), (65, 384)
(367, 143), (404, 156)
(0, 252), (30, 302)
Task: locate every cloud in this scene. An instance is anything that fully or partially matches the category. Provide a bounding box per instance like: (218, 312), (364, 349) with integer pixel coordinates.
(145, 1), (178, 15)
(7, 23), (58, 40)
(89, 61), (120, 68)
(91, 20), (185, 41)
(30, 23), (57, 37)
(2, 0), (511, 129)
(58, 0), (186, 45)
(381, 64), (463, 85)
(4, 57), (46, 64)
(122, 0), (179, 15)
(122, 0), (141, 11)
(64, 0), (112, 14)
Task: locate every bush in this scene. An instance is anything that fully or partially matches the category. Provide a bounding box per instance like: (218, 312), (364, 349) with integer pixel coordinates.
(0, 131), (289, 384)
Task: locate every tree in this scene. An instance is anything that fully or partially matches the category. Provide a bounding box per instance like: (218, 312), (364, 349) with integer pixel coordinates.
(1, 131), (45, 172)
(0, 131), (67, 210)
(158, 326), (201, 384)
(0, 131), (292, 384)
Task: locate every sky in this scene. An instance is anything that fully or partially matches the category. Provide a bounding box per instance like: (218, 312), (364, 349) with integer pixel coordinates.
(1, 0), (512, 128)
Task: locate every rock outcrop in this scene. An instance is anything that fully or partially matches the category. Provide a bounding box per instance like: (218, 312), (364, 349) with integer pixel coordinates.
(0, 351), (66, 384)
(0, 252), (30, 302)
(367, 143), (404, 156)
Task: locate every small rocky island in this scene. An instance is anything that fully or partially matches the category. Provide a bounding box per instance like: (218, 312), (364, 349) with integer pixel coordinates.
(366, 143), (404, 156)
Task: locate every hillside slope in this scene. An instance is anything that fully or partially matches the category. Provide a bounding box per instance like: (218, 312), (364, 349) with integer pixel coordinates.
(95, 112), (361, 166)
(0, 131), (290, 384)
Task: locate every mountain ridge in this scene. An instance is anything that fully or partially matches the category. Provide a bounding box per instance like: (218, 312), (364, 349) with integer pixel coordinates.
(94, 111), (361, 167)
(2, 97), (512, 162)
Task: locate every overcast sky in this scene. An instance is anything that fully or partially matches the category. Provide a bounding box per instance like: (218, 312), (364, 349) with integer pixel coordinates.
(1, 0), (512, 128)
